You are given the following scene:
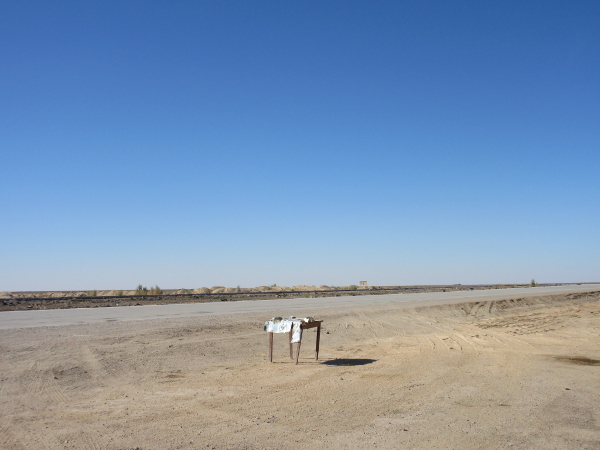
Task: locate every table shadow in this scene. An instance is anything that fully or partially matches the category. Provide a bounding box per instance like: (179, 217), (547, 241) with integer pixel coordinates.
(321, 358), (376, 366)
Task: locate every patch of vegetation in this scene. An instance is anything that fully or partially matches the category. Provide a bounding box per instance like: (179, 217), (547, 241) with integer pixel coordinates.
(530, 279), (537, 287)
(348, 285), (358, 290)
(87, 290), (97, 296)
(115, 290), (123, 296)
(149, 285), (163, 295)
(136, 284), (148, 295)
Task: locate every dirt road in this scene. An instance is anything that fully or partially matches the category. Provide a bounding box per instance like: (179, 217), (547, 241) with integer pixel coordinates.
(1, 290), (599, 449)
(1, 284), (598, 330)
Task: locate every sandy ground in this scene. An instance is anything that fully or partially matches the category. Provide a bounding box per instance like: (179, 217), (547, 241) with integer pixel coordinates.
(0, 291), (599, 450)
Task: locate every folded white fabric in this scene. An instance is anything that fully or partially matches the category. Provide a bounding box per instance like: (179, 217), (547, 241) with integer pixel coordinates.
(264, 319), (294, 333)
(264, 316), (313, 343)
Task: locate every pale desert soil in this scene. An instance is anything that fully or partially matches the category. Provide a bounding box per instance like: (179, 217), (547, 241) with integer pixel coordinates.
(0, 292), (599, 450)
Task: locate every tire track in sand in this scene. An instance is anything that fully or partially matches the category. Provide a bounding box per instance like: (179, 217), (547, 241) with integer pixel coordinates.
(80, 344), (123, 389)
(0, 425), (26, 450)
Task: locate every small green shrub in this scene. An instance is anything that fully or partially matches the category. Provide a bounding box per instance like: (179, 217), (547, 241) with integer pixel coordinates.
(348, 285), (358, 290)
(116, 290), (123, 296)
(88, 290), (97, 296)
(530, 279), (537, 287)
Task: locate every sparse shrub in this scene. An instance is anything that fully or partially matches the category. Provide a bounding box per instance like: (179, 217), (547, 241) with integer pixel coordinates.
(149, 285), (163, 295)
(136, 284), (148, 295)
(116, 290), (123, 296)
(530, 279), (537, 287)
(348, 285), (358, 290)
(88, 290), (97, 297)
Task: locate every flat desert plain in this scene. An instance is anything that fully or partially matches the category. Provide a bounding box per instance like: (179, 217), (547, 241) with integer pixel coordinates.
(1, 291), (599, 450)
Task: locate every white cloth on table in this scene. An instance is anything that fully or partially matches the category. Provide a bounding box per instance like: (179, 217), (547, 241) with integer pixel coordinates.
(264, 317), (314, 343)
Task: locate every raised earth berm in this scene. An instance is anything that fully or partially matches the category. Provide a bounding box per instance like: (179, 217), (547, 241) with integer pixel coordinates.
(0, 284), (571, 311)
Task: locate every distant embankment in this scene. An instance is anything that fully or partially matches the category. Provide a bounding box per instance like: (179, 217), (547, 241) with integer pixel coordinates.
(0, 283), (578, 311)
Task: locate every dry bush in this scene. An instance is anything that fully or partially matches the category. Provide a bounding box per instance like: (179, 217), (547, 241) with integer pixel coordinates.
(136, 285), (148, 295)
(149, 285), (163, 295)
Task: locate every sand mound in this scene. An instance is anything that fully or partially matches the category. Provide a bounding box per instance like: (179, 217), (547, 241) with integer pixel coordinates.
(211, 288), (226, 294)
(193, 288), (211, 294)
(292, 285), (316, 291)
(173, 289), (192, 294)
(97, 290), (114, 296)
(103, 290), (124, 296)
(0, 291), (13, 298)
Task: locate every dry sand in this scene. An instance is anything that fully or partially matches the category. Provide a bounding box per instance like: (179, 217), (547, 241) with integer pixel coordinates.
(0, 291), (598, 449)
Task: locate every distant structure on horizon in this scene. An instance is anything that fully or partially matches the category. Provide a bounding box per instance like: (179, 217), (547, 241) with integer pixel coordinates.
(360, 281), (367, 286)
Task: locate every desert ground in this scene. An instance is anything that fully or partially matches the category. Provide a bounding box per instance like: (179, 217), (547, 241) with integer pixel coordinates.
(1, 291), (599, 450)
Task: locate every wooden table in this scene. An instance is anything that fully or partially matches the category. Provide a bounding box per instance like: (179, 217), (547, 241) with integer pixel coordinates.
(268, 320), (322, 365)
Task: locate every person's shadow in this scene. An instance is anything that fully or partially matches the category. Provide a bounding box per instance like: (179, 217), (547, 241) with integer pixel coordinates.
(321, 358), (376, 366)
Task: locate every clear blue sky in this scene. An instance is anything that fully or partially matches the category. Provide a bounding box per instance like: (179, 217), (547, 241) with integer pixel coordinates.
(2, 1), (599, 291)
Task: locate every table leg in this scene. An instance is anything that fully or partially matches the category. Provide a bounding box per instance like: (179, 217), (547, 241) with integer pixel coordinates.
(295, 338), (302, 365)
(315, 324), (321, 360)
(289, 329), (294, 359)
(268, 332), (273, 362)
